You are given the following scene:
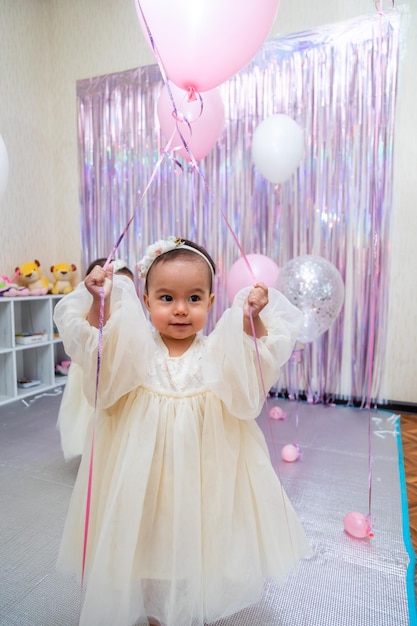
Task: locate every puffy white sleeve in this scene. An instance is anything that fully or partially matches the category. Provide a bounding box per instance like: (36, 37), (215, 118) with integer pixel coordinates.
(53, 276), (155, 408)
(203, 287), (302, 419)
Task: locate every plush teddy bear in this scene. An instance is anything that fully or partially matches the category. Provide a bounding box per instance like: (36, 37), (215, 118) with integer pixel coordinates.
(15, 260), (53, 295)
(50, 263), (77, 294)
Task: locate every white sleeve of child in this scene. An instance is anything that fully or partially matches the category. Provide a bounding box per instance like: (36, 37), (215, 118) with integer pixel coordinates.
(53, 276), (154, 408)
(203, 287), (302, 419)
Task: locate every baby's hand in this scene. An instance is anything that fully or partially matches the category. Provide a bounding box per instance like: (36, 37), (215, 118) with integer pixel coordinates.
(85, 263), (114, 300)
(245, 282), (269, 319)
(243, 282), (268, 338)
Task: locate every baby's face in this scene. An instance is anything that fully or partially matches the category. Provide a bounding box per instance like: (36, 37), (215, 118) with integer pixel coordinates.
(143, 257), (214, 349)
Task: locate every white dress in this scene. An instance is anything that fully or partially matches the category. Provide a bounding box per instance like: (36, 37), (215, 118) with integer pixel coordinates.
(56, 362), (92, 460)
(53, 277), (311, 626)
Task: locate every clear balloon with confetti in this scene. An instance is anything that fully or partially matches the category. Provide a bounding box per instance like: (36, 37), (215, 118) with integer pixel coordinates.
(277, 255), (345, 343)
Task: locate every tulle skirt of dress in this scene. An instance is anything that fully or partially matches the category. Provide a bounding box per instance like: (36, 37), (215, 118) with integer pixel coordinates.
(57, 387), (311, 626)
(56, 363), (92, 460)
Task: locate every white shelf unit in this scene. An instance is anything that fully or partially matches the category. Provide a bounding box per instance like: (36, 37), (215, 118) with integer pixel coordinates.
(0, 295), (69, 406)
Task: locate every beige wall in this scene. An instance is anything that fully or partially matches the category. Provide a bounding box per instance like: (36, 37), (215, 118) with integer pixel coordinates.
(0, 0), (415, 404)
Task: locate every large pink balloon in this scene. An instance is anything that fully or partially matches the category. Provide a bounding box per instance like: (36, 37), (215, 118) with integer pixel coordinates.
(136, 0), (280, 92)
(157, 83), (225, 162)
(226, 254), (280, 304)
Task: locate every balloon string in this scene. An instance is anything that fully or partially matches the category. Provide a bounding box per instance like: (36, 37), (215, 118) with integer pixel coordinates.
(365, 0), (385, 409)
(133, 0), (170, 89)
(82, 0), (272, 590)
(80, 287), (104, 588)
(362, 0), (382, 537)
(221, 207), (270, 410)
(266, 361), (301, 591)
(219, 209), (257, 283)
(248, 308), (269, 413)
(134, 2), (252, 282)
(367, 409), (374, 537)
(136, 0), (263, 405)
(364, 0), (385, 533)
(134, 0), (207, 179)
(291, 347), (304, 448)
(161, 82), (208, 180)
(81, 427), (94, 590)
(80, 140), (168, 589)
(135, 2), (265, 415)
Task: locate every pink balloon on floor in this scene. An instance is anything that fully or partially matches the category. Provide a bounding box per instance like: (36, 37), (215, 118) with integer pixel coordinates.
(157, 83), (225, 161)
(136, 0), (280, 92)
(343, 511), (370, 538)
(269, 406), (286, 420)
(281, 443), (300, 462)
(226, 254), (280, 304)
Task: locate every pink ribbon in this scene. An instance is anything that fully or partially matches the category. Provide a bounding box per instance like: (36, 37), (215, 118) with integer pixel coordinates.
(80, 137), (174, 588)
(134, 0), (207, 180)
(362, 0), (392, 537)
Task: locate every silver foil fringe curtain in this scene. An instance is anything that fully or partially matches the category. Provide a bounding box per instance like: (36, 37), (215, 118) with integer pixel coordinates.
(77, 10), (401, 406)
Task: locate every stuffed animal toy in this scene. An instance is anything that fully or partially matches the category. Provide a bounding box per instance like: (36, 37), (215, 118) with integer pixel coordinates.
(55, 359), (72, 375)
(0, 271), (30, 296)
(15, 260), (53, 295)
(50, 263), (77, 294)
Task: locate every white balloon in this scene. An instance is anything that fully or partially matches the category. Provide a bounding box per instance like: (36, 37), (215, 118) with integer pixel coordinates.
(251, 114), (304, 184)
(0, 134), (10, 201)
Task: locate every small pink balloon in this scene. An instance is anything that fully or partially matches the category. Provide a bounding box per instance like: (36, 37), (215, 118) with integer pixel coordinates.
(269, 406), (286, 420)
(157, 82), (225, 161)
(226, 254), (280, 304)
(343, 511), (370, 538)
(281, 443), (300, 462)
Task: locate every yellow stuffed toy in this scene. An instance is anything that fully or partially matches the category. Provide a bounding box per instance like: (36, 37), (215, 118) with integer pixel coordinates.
(15, 260), (53, 295)
(50, 263), (77, 294)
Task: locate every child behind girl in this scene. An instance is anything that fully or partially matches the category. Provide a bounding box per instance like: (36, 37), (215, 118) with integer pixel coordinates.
(53, 237), (311, 626)
(56, 258), (134, 460)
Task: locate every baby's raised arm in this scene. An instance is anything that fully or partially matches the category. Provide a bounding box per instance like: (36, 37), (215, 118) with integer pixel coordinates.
(85, 264), (114, 328)
(243, 282), (269, 338)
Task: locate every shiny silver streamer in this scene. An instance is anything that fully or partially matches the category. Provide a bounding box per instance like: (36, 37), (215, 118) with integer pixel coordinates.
(76, 11), (401, 406)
